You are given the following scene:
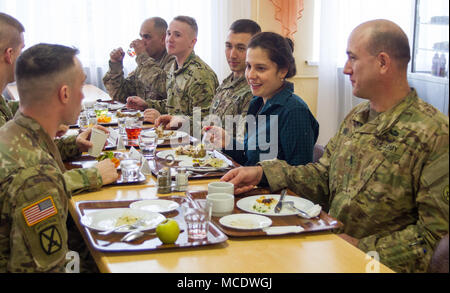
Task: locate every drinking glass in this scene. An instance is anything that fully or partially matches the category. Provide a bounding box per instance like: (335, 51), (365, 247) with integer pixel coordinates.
(181, 200), (212, 240)
(125, 118), (143, 146)
(139, 131), (157, 158)
(120, 159), (140, 181)
(94, 103), (108, 118)
(117, 117), (127, 136)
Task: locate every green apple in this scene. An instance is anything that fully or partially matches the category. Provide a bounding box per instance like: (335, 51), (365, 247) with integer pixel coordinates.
(156, 219), (180, 244)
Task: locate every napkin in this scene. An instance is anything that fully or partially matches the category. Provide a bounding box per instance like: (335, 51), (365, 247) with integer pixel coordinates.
(263, 226), (304, 235)
(128, 147), (152, 175)
(117, 135), (126, 150)
(298, 204), (322, 218)
(108, 127), (119, 145)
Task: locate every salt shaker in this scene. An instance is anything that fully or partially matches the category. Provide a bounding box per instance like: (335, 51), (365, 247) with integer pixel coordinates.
(175, 168), (189, 192)
(157, 167), (172, 194)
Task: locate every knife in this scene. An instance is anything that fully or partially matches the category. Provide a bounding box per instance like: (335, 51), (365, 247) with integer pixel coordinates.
(274, 189), (287, 213)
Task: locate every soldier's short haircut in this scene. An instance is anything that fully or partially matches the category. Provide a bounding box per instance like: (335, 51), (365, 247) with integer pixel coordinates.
(365, 21), (411, 69)
(150, 16), (168, 35)
(229, 19), (261, 36)
(173, 15), (198, 37)
(0, 12), (25, 50)
(16, 44), (79, 103)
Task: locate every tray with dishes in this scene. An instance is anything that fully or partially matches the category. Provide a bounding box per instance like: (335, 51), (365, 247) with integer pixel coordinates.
(64, 151), (147, 186)
(188, 189), (343, 237)
(75, 197), (228, 252)
(151, 148), (240, 180)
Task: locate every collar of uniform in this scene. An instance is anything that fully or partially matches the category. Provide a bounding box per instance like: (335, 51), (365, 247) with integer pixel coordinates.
(352, 89), (418, 135)
(173, 50), (196, 74)
(14, 112), (66, 172)
(219, 73), (247, 90)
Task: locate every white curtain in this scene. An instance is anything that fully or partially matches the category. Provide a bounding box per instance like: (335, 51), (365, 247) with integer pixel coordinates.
(316, 0), (414, 146)
(0, 0), (251, 89)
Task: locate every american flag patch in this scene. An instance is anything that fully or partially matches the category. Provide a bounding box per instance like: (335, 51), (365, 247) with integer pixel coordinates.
(22, 196), (58, 227)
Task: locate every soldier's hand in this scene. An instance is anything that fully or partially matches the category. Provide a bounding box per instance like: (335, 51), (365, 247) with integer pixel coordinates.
(202, 126), (229, 149)
(144, 109), (161, 123)
(130, 39), (146, 56)
(126, 96), (148, 111)
(96, 159), (119, 185)
(155, 115), (186, 129)
(221, 166), (264, 194)
(76, 125), (110, 152)
(110, 48), (125, 63)
(55, 124), (69, 138)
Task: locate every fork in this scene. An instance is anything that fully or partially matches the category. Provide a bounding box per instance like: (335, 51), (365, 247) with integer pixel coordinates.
(283, 201), (311, 219)
(98, 219), (145, 235)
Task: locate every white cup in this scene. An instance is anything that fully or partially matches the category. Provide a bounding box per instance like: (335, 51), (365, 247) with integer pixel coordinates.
(206, 193), (235, 217)
(208, 182), (234, 195)
(88, 127), (108, 157)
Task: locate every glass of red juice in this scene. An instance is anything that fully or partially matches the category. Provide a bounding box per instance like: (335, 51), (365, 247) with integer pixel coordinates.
(125, 118), (143, 146)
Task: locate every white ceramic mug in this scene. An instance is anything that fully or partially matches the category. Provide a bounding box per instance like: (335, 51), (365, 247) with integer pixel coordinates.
(206, 193), (235, 217)
(208, 182), (234, 195)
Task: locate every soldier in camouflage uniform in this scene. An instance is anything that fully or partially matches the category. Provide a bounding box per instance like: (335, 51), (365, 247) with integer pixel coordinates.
(102, 17), (175, 113)
(0, 44), (118, 272)
(205, 19), (261, 143)
(222, 20), (449, 273)
(147, 16), (218, 134)
(0, 13), (24, 128)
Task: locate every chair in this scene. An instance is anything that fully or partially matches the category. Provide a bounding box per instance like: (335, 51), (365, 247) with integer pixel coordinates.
(313, 144), (325, 163)
(428, 234), (449, 273)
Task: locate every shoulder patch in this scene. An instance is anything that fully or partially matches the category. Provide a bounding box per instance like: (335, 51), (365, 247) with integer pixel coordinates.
(39, 225), (63, 255)
(444, 185), (449, 204)
(22, 196), (58, 227)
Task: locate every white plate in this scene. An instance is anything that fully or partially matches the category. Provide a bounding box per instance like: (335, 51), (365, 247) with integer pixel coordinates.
(80, 208), (165, 232)
(129, 199), (180, 213)
(178, 159), (229, 172)
(156, 149), (210, 162)
(236, 195), (314, 216)
(150, 130), (188, 140)
(219, 213), (272, 230)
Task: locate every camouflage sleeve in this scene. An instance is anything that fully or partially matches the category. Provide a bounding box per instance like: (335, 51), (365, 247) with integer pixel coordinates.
(102, 61), (137, 103)
(55, 135), (82, 161)
(358, 132), (449, 273)
(7, 101), (19, 116)
(7, 166), (69, 272)
(0, 114), (6, 128)
(63, 167), (103, 195)
(187, 74), (218, 135)
(259, 130), (338, 209)
(134, 53), (169, 114)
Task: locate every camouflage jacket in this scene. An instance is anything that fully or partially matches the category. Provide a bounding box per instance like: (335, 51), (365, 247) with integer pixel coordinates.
(0, 113), (102, 272)
(102, 50), (175, 113)
(206, 73), (253, 143)
(166, 51), (219, 135)
(0, 95), (14, 128)
(260, 89), (449, 273)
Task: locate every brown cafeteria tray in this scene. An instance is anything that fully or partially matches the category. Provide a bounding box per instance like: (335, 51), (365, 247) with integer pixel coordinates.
(75, 197), (228, 252)
(189, 189), (343, 237)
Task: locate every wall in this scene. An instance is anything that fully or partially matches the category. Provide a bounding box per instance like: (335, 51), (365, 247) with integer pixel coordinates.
(251, 0), (319, 116)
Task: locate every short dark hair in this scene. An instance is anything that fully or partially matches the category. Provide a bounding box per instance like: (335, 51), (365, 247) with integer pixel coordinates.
(0, 12), (25, 49)
(229, 19), (261, 36)
(16, 43), (79, 81)
(151, 17), (168, 35)
(366, 22), (411, 68)
(173, 15), (198, 37)
(248, 32), (296, 78)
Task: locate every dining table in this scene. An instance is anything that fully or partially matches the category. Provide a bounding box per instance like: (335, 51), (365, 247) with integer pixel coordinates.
(66, 124), (395, 275)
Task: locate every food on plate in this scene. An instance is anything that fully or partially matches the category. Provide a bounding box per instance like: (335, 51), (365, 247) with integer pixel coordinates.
(175, 144), (206, 158)
(193, 157), (225, 168)
(156, 219), (180, 244)
(252, 196), (277, 213)
(155, 124), (175, 139)
(115, 214), (139, 227)
(116, 109), (142, 118)
(97, 115), (112, 123)
(96, 151), (121, 168)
